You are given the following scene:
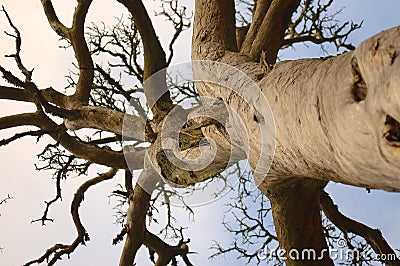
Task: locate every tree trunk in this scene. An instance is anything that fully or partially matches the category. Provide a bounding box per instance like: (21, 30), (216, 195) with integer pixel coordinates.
(267, 179), (333, 265)
(193, 26), (400, 192)
(192, 0), (400, 262)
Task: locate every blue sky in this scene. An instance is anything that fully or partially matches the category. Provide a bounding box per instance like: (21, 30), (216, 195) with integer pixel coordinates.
(0, 1), (400, 265)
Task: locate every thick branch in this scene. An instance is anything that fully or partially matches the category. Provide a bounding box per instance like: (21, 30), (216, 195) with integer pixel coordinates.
(145, 101), (246, 186)
(320, 191), (400, 265)
(39, 0), (70, 38)
(0, 85), (68, 108)
(247, 0), (301, 63)
(194, 26), (400, 191)
(40, 0), (94, 107)
(0, 86), (144, 139)
(64, 106), (146, 141)
(116, 0), (165, 80)
(116, 0), (174, 115)
(0, 113), (38, 130)
(240, 0), (272, 54)
(192, 25), (400, 265)
(192, 0), (237, 61)
(119, 167), (159, 266)
(143, 231), (193, 266)
(70, 0), (94, 106)
(72, 0), (93, 30)
(45, 128), (137, 170)
(215, 0), (237, 52)
(236, 25), (249, 50)
(266, 179), (333, 266)
(0, 112), (141, 169)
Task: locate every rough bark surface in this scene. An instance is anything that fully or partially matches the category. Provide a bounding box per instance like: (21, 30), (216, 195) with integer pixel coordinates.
(192, 0), (400, 262)
(267, 179), (332, 265)
(1, 0), (400, 265)
(194, 26), (400, 192)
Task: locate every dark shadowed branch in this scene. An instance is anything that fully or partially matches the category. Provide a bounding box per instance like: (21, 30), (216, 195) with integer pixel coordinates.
(321, 191), (400, 266)
(0, 194), (12, 206)
(247, 0), (301, 63)
(1, 6), (33, 81)
(116, 0), (174, 116)
(155, 0), (192, 65)
(39, 0), (70, 38)
(24, 168), (118, 266)
(31, 156), (75, 225)
(119, 168), (158, 265)
(143, 230), (194, 266)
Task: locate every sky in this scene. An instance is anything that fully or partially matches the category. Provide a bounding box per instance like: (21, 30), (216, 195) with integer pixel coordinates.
(0, 1), (400, 266)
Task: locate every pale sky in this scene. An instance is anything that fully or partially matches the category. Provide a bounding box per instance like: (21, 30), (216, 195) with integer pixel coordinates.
(0, 1), (400, 266)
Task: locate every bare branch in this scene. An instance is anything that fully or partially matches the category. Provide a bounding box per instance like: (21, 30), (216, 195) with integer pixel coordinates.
(282, 0), (362, 51)
(0, 85), (144, 141)
(116, 0), (166, 80)
(65, 106), (146, 141)
(124, 170), (133, 192)
(31, 156), (74, 225)
(113, 226), (128, 245)
(24, 168), (118, 266)
(0, 112), (140, 169)
(39, 0), (70, 38)
(88, 20), (144, 82)
(143, 230), (194, 266)
(321, 191), (400, 266)
(0, 113), (39, 131)
(0, 128), (56, 147)
(0, 64), (25, 88)
(155, 0), (192, 65)
(72, 0), (93, 31)
(0, 194), (12, 205)
(40, 0), (94, 107)
(1, 6), (33, 81)
(94, 65), (135, 102)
